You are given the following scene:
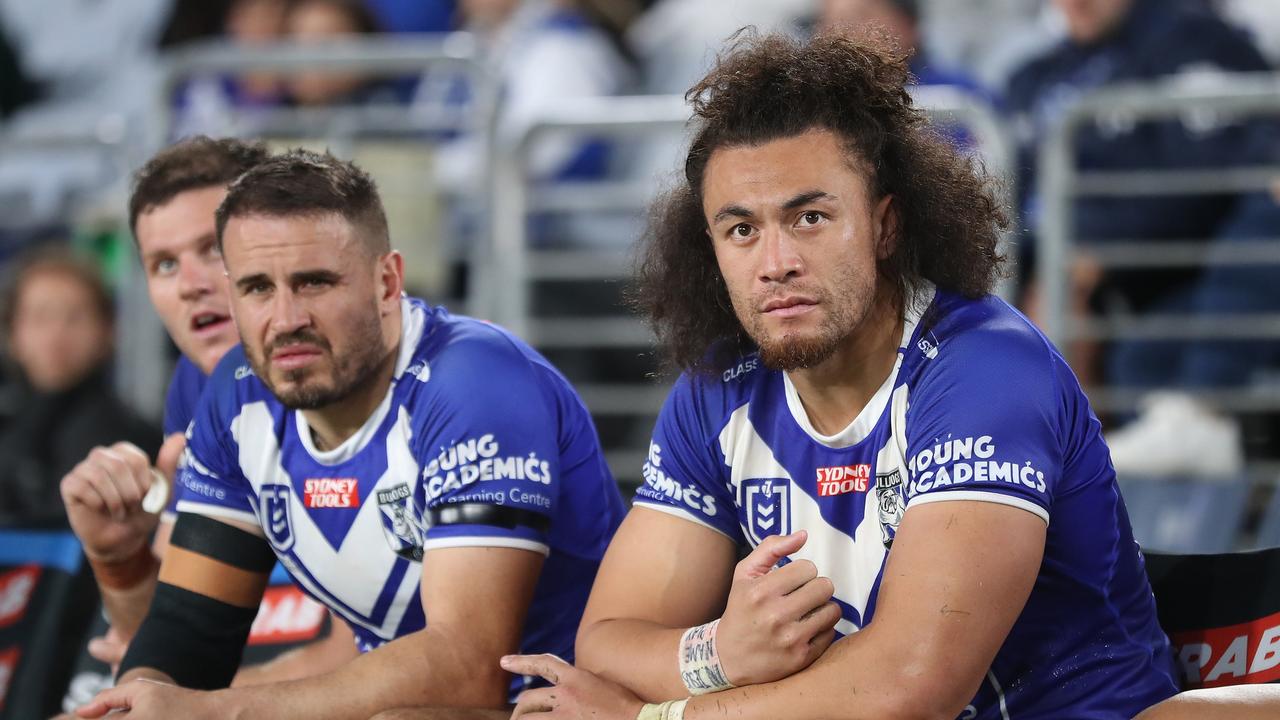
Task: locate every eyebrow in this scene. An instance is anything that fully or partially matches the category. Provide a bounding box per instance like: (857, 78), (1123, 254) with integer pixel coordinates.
(711, 190), (835, 225)
(234, 269), (342, 292)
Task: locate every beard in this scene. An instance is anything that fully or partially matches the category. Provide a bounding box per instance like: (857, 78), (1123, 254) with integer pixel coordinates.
(736, 274), (875, 372)
(247, 304), (388, 410)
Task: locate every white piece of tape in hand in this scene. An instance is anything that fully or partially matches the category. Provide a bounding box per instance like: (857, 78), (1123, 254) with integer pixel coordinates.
(142, 469), (170, 514)
(679, 619), (734, 695)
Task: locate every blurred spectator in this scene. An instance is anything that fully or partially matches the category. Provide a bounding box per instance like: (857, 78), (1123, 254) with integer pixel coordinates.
(426, 0), (630, 190)
(364, 0), (456, 34)
(816, 0), (989, 97)
(173, 0), (289, 136)
(282, 0), (403, 106)
(0, 249), (157, 525)
(1007, 0), (1276, 478)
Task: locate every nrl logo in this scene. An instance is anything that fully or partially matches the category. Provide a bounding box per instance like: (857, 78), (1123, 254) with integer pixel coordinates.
(741, 478), (789, 546)
(259, 484), (295, 552)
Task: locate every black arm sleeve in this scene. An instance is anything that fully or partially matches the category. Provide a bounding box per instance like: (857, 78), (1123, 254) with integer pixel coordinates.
(117, 582), (259, 689)
(117, 512), (278, 688)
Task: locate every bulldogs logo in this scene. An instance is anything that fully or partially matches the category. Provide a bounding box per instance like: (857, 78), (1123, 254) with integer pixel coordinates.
(875, 469), (905, 548)
(741, 478), (789, 546)
(259, 484), (295, 552)
(377, 483), (426, 561)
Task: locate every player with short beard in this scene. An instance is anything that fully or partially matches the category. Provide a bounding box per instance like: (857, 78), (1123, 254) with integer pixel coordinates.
(503, 31), (1179, 720)
(76, 150), (625, 720)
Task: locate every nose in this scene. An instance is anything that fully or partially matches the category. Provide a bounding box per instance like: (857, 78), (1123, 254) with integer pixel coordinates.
(176, 255), (214, 301)
(758, 226), (804, 283)
(268, 289), (311, 337)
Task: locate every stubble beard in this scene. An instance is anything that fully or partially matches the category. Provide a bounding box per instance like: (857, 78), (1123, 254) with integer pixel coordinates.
(247, 305), (389, 410)
(740, 277), (874, 372)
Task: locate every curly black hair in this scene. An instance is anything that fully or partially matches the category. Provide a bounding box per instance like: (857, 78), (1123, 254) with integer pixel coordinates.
(630, 30), (1008, 375)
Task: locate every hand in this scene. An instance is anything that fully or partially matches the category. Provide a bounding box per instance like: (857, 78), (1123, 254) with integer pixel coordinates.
(714, 530), (841, 686)
(87, 626), (130, 674)
(504, 654), (645, 720)
(61, 442), (162, 562)
(76, 679), (218, 719)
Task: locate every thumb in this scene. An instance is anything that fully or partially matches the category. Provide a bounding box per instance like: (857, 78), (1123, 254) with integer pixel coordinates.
(737, 530), (807, 579)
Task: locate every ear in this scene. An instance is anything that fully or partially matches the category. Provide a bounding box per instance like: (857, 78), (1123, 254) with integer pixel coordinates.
(378, 251), (405, 314)
(872, 194), (899, 260)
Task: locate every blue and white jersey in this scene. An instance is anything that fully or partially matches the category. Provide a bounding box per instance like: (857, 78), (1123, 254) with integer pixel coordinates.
(176, 297), (626, 696)
(161, 356), (208, 517)
(634, 287), (1178, 719)
(163, 355), (207, 438)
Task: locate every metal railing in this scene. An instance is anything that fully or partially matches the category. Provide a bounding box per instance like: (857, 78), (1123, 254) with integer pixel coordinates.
(1037, 71), (1280, 413)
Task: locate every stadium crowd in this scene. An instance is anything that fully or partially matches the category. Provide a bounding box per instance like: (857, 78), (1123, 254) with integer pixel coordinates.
(0, 0), (1279, 718)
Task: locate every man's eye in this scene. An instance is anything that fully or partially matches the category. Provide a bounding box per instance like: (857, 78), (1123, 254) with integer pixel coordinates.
(153, 258), (177, 276)
(732, 224), (753, 238)
(800, 211), (823, 225)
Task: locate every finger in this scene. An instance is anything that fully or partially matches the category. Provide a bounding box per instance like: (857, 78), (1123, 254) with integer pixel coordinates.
(805, 627), (838, 663)
(89, 448), (138, 516)
(798, 600), (843, 638)
(777, 575), (835, 618)
(736, 531), (807, 579)
(511, 687), (557, 717)
(105, 444), (152, 505)
(500, 654), (569, 685)
(155, 433), (187, 480)
(60, 466), (106, 510)
(756, 557), (820, 597)
(87, 635), (127, 665)
(75, 686), (131, 718)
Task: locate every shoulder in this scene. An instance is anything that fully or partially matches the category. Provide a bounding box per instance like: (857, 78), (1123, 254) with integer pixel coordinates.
(907, 292), (1062, 396)
(1136, 4), (1267, 71)
(203, 344), (277, 415)
(659, 353), (767, 437)
(1005, 42), (1073, 101)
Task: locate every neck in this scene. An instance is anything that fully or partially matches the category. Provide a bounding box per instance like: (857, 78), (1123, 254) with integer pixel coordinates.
(787, 289), (904, 436)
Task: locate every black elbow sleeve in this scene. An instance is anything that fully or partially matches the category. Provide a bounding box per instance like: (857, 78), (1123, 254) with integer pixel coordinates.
(118, 581), (259, 689)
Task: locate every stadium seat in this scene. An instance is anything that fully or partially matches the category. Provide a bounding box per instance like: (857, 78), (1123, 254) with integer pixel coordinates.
(1119, 476), (1250, 553)
(1146, 548), (1280, 689)
(1250, 485), (1280, 549)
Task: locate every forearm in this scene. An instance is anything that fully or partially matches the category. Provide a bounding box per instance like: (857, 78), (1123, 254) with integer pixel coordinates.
(217, 623), (510, 720)
(96, 565), (159, 638)
(232, 625), (359, 687)
(682, 628), (955, 720)
(578, 618), (692, 703)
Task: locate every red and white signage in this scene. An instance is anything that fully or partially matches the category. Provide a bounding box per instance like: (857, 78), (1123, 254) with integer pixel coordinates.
(1172, 609), (1280, 688)
(0, 646), (19, 711)
(303, 478), (359, 509)
(0, 566), (39, 629)
(248, 586), (328, 645)
(816, 465), (871, 497)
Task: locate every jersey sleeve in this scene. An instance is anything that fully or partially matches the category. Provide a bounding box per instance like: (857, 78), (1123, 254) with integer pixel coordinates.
(162, 357), (202, 437)
(901, 321), (1064, 524)
(632, 375), (742, 544)
(174, 354), (259, 530)
(412, 334), (566, 556)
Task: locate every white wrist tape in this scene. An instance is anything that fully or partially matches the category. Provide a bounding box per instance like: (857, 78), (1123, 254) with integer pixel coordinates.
(636, 699), (689, 720)
(678, 619), (735, 695)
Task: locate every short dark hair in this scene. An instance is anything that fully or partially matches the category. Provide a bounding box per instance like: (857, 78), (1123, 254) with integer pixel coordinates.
(631, 30), (1008, 374)
(214, 149), (390, 257)
(128, 136), (272, 236)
